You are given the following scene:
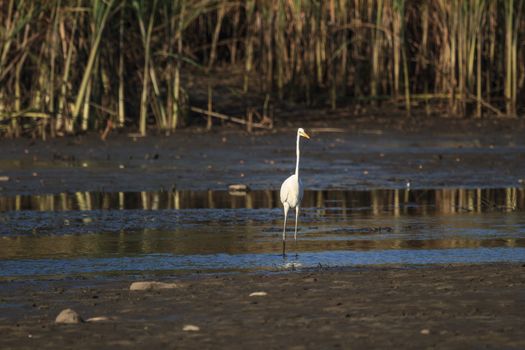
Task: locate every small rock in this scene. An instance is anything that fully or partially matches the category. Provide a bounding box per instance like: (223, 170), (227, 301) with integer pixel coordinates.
(249, 291), (267, 297)
(229, 184), (249, 192)
(183, 324), (200, 332)
(86, 316), (111, 323)
(229, 183), (250, 196)
(303, 277), (317, 283)
(0, 176), (9, 182)
(55, 308), (83, 324)
(129, 281), (178, 291)
(420, 329), (430, 335)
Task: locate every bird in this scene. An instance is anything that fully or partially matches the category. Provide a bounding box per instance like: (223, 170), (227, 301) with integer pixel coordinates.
(280, 127), (310, 256)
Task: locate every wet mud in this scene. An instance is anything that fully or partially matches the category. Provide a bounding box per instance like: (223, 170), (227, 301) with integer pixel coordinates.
(0, 118), (524, 196)
(0, 264), (524, 349)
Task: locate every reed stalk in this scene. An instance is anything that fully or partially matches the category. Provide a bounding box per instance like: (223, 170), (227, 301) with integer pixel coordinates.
(371, 0), (384, 100)
(117, 3), (126, 128)
(134, 0), (157, 136)
(171, 0), (186, 130)
(243, 0), (255, 93)
(59, 2), (80, 133)
(208, 2), (226, 71)
(72, 0), (115, 126)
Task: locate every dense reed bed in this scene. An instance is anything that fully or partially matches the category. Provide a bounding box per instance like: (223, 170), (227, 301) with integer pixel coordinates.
(1, 0), (524, 137)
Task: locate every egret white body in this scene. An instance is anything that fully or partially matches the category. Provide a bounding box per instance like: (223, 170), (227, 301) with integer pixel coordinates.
(280, 128), (310, 255)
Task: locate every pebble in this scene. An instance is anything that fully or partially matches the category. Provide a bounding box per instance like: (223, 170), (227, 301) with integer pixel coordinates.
(420, 329), (430, 335)
(55, 308), (83, 324)
(0, 176), (9, 182)
(249, 291), (267, 297)
(183, 324), (200, 332)
(86, 316), (111, 322)
(229, 184), (249, 191)
(129, 281), (178, 291)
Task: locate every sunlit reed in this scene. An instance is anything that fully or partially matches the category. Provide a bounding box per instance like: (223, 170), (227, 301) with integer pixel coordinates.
(1, 1), (524, 138)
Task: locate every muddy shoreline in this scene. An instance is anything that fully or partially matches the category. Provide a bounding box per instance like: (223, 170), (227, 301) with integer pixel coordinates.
(1, 116), (525, 196)
(0, 263), (524, 349)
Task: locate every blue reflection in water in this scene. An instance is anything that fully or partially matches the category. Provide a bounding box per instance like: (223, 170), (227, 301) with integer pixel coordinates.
(1, 248), (524, 278)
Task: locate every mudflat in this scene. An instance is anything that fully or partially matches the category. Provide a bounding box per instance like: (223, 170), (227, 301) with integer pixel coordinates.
(0, 263), (524, 349)
(0, 116), (524, 196)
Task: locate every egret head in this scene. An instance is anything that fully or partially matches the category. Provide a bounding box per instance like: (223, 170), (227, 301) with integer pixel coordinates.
(298, 128), (310, 139)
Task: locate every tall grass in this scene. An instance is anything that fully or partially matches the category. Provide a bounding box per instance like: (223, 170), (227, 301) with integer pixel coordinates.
(0, 0), (524, 138)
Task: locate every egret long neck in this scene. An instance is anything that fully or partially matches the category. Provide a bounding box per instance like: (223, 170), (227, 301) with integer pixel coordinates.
(295, 132), (300, 176)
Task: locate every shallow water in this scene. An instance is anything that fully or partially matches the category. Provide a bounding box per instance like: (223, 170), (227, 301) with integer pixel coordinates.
(0, 188), (524, 279)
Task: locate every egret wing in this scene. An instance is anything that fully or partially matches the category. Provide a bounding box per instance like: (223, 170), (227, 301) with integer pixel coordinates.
(280, 174), (301, 208)
(280, 175), (293, 204)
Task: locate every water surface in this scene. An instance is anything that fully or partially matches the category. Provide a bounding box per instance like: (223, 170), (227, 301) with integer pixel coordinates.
(0, 187), (524, 279)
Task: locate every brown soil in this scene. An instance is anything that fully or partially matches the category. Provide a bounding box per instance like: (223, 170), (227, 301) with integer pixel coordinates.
(0, 264), (524, 349)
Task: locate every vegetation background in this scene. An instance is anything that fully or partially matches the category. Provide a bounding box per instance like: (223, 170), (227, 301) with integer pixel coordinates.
(1, 0), (524, 138)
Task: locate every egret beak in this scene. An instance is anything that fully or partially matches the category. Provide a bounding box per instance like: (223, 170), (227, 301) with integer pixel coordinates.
(299, 130), (310, 139)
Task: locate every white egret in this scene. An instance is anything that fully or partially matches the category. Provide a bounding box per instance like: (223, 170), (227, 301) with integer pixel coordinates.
(280, 128), (310, 255)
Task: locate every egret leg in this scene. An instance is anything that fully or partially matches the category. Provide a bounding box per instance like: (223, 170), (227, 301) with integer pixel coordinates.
(294, 206), (300, 241)
(282, 204), (289, 256)
(294, 206), (300, 256)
